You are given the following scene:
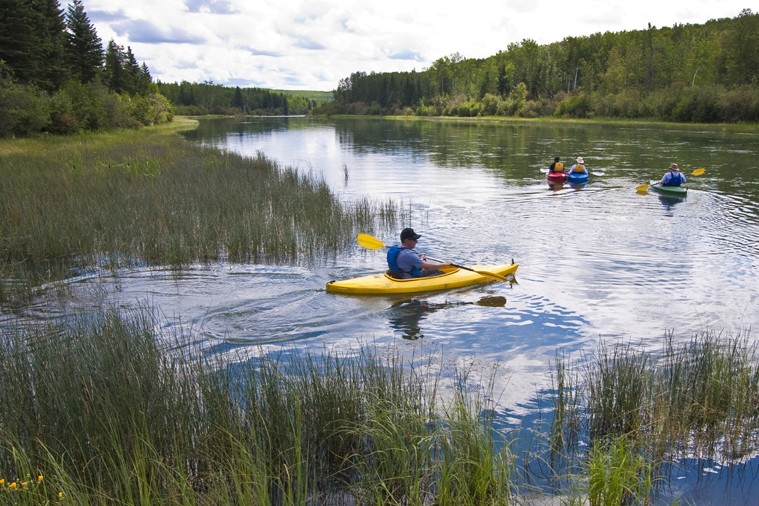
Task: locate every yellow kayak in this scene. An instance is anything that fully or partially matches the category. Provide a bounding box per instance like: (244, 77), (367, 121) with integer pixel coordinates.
(326, 263), (519, 295)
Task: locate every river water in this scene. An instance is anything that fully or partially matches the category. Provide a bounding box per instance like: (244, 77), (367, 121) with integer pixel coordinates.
(11, 117), (759, 503)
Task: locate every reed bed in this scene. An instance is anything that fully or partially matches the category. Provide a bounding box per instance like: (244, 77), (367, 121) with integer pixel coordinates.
(0, 123), (399, 304)
(549, 330), (759, 503)
(0, 305), (515, 504)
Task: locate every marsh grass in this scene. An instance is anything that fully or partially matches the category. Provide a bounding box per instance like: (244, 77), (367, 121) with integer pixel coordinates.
(0, 305), (515, 504)
(586, 436), (655, 506)
(0, 122), (398, 304)
(549, 330), (759, 504)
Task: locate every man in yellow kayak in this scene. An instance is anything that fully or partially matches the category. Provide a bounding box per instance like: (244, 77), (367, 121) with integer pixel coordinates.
(387, 228), (451, 278)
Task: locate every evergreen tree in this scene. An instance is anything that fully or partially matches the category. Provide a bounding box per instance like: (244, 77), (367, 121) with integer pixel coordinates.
(123, 45), (140, 93)
(38, 0), (69, 90)
(104, 39), (124, 92)
(0, 0), (63, 89)
(138, 62), (153, 94)
(65, 0), (103, 83)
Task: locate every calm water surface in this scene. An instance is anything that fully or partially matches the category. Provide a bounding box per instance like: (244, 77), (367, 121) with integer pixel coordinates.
(12, 117), (759, 503)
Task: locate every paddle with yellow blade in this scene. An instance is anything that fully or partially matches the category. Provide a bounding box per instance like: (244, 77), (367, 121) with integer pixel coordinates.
(356, 233), (509, 283)
(636, 167), (705, 193)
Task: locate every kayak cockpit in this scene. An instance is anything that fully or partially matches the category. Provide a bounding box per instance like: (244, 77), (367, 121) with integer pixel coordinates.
(383, 266), (460, 281)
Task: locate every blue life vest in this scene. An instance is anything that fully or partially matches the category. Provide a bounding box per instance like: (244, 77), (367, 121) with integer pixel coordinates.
(387, 245), (421, 277)
(664, 171), (682, 186)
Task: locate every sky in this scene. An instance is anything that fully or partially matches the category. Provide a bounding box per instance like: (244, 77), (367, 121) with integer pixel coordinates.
(84, 0), (753, 91)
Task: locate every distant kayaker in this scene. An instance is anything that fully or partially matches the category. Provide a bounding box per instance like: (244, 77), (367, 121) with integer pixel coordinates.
(568, 157), (588, 174)
(548, 157), (564, 173)
(660, 163), (686, 186)
(387, 228), (451, 278)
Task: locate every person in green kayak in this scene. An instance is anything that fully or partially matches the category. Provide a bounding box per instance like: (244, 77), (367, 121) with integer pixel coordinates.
(388, 228), (451, 278)
(568, 156), (588, 174)
(660, 162), (686, 186)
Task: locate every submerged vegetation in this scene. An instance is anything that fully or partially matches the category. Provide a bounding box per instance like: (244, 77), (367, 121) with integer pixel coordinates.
(0, 120), (399, 304)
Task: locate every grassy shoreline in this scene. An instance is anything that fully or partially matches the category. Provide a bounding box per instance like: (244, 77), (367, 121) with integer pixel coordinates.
(319, 113), (759, 133)
(0, 119), (398, 304)
(2, 304), (758, 504)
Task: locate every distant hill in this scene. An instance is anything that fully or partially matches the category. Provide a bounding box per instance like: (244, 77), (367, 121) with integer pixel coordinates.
(275, 90), (333, 104)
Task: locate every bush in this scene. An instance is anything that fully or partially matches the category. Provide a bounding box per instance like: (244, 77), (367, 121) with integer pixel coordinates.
(0, 69), (174, 136)
(48, 90), (80, 134)
(0, 80), (51, 137)
(555, 91), (592, 118)
(719, 85), (759, 122)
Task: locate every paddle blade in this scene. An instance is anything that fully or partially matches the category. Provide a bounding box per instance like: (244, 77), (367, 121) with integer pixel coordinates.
(636, 183), (650, 193)
(476, 296), (507, 307)
(356, 233), (386, 250)
(691, 168), (705, 176)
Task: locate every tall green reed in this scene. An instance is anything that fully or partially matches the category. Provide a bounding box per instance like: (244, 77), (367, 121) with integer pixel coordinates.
(550, 330), (759, 501)
(585, 436), (654, 506)
(0, 124), (397, 303)
(0, 305), (515, 504)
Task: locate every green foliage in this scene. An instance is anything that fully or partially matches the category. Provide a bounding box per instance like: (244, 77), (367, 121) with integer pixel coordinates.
(157, 81), (310, 115)
(322, 11), (759, 124)
(0, 78), (51, 137)
(0, 0), (163, 137)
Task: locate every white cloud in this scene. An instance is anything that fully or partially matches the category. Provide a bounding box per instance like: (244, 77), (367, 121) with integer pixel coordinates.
(84, 0), (752, 90)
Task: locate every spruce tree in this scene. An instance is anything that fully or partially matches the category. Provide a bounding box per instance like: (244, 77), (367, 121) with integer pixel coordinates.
(39, 0), (69, 90)
(104, 39), (124, 92)
(0, 0), (50, 87)
(65, 0), (103, 83)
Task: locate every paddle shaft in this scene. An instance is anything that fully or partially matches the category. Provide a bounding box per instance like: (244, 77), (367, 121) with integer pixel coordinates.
(426, 256), (508, 282)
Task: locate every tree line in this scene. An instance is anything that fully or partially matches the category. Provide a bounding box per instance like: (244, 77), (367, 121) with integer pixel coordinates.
(156, 81), (320, 116)
(0, 0), (323, 138)
(0, 0), (173, 137)
(318, 9), (759, 123)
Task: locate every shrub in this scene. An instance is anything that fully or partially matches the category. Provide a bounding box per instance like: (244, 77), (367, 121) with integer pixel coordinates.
(0, 80), (51, 137)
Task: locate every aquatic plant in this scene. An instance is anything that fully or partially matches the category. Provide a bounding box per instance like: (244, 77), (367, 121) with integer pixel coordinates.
(0, 305), (515, 504)
(0, 123), (396, 304)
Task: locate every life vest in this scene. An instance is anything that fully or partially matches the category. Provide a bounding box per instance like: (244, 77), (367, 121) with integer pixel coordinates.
(387, 245), (421, 278)
(550, 162), (564, 172)
(663, 171), (682, 186)
(571, 164), (585, 173)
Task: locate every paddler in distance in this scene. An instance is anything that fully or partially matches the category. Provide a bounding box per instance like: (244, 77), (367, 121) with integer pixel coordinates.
(659, 162), (686, 186)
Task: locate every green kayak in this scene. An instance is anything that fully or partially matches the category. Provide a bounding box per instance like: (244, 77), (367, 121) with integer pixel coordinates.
(650, 183), (687, 197)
